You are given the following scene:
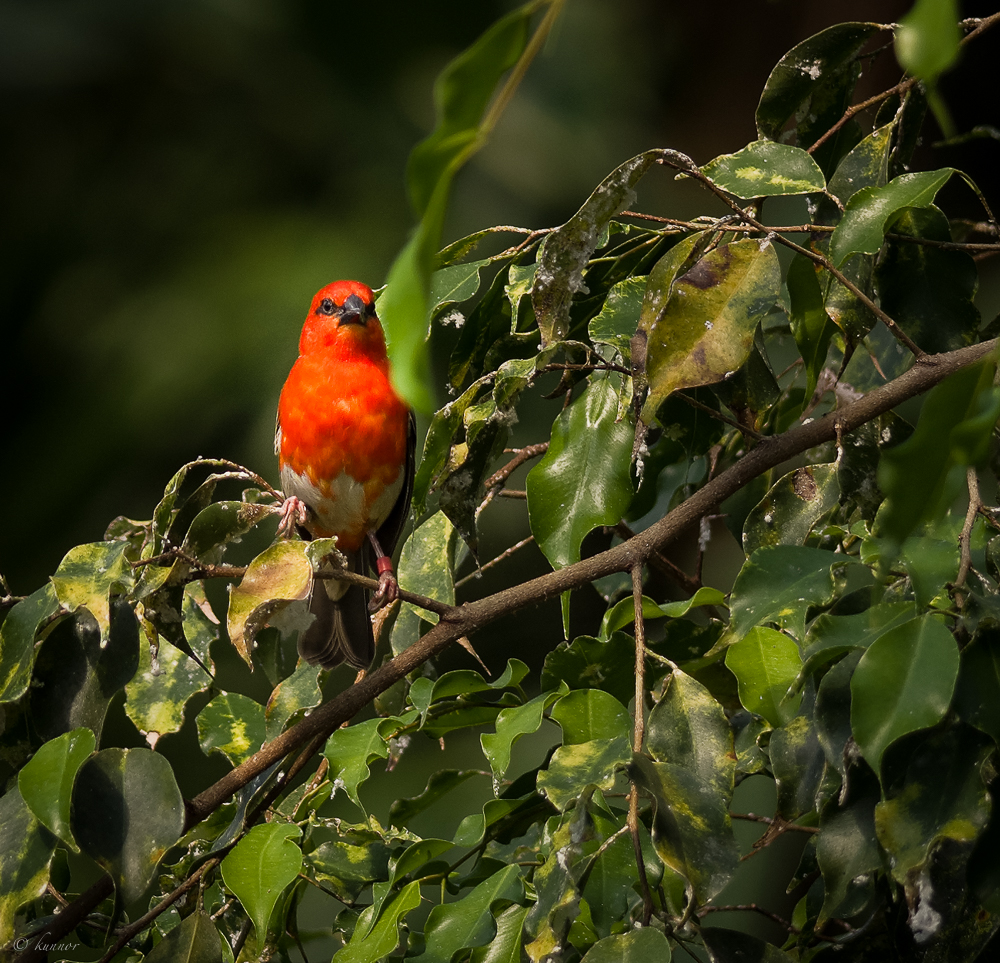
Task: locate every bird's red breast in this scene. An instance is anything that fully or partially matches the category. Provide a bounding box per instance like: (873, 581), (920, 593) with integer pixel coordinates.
(276, 280), (410, 551)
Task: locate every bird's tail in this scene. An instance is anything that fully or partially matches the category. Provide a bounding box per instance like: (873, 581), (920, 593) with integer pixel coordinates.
(297, 552), (375, 670)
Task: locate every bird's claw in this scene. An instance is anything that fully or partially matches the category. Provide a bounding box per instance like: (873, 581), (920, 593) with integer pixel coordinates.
(277, 496), (308, 538)
(369, 570), (399, 612)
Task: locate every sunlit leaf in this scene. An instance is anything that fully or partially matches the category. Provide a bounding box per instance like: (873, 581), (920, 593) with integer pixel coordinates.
(50, 541), (132, 642)
(702, 141), (825, 198)
(640, 238), (781, 421)
(0, 786), (57, 943)
(726, 626), (803, 726)
(197, 692), (266, 767)
(221, 823), (302, 939)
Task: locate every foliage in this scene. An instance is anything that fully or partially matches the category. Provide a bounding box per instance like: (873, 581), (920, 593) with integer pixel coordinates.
(3, 5), (1000, 963)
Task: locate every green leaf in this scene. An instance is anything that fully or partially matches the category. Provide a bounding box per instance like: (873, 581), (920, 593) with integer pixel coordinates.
(29, 598), (140, 744)
(392, 511), (456, 655)
(728, 546), (857, 641)
(633, 670), (738, 902)
(325, 717), (395, 811)
(701, 926), (797, 963)
(453, 796), (538, 848)
(0, 583), (63, 703)
(380, 3), (540, 411)
(640, 238), (781, 421)
(18, 727), (95, 851)
(126, 633), (213, 742)
(144, 911), (223, 963)
(589, 276), (646, 362)
(71, 747), (185, 905)
(725, 626), (803, 727)
(581, 927), (672, 962)
(851, 615), (960, 772)
(702, 140), (825, 198)
(389, 769), (487, 828)
(337, 879), (421, 963)
(541, 633), (636, 708)
(895, 0), (961, 84)
(954, 630), (1000, 744)
(307, 837), (392, 903)
(757, 23), (882, 142)
(221, 823), (302, 939)
(412, 863), (523, 963)
(470, 903), (529, 963)
(0, 786), (57, 944)
(817, 765), (882, 924)
(743, 464), (841, 556)
(551, 689), (631, 745)
(770, 715), (825, 819)
(875, 725), (991, 885)
(599, 586), (726, 641)
(226, 540), (313, 666)
(430, 259), (491, 318)
(527, 375), (634, 570)
(878, 357), (1000, 547)
(787, 254), (834, 398)
(264, 659), (322, 741)
(875, 206), (980, 354)
(537, 737), (632, 812)
(50, 541), (132, 642)
(482, 687), (564, 785)
(197, 692), (266, 767)
(829, 168), (955, 266)
(533, 150), (664, 345)
(182, 500), (270, 562)
(827, 121), (894, 202)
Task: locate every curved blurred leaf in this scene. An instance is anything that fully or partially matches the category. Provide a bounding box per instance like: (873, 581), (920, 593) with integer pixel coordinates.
(641, 238), (781, 421)
(380, 2), (546, 411)
(18, 727), (95, 851)
(470, 903), (529, 963)
(726, 626), (803, 727)
(829, 168), (955, 266)
(71, 747), (185, 905)
(702, 141), (825, 198)
(533, 149), (664, 345)
(851, 616), (960, 771)
(221, 823), (302, 939)
(264, 659), (322, 741)
(541, 633), (636, 707)
(389, 769), (487, 828)
(227, 540), (313, 666)
(702, 926), (797, 963)
(878, 357), (1000, 547)
(954, 630), (1000, 743)
(787, 253), (835, 398)
(589, 276), (646, 362)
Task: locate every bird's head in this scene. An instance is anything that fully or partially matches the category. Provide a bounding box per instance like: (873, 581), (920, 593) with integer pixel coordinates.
(299, 280), (388, 361)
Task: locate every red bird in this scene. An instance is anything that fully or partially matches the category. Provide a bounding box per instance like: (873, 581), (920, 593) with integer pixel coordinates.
(276, 280), (414, 669)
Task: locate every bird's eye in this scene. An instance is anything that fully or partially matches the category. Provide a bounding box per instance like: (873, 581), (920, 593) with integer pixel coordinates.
(317, 298), (336, 315)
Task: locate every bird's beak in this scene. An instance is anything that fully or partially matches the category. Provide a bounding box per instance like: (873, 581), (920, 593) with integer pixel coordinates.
(338, 294), (368, 326)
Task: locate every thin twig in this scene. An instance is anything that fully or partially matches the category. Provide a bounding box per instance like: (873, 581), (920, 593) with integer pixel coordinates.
(628, 562), (655, 926)
(675, 390), (764, 441)
(614, 522), (701, 596)
(955, 466), (982, 598)
(455, 535), (536, 589)
(483, 444), (549, 490)
(698, 903), (800, 934)
(731, 812), (820, 834)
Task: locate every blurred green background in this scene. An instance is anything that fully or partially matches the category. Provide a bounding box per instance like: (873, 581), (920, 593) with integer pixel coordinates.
(5, 0), (999, 596)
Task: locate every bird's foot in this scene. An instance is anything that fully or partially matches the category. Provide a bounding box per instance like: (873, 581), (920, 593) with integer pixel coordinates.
(277, 496), (308, 538)
(369, 556), (399, 612)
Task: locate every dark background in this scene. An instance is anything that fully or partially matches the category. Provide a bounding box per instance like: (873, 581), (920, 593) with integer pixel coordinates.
(3, 0), (998, 596)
